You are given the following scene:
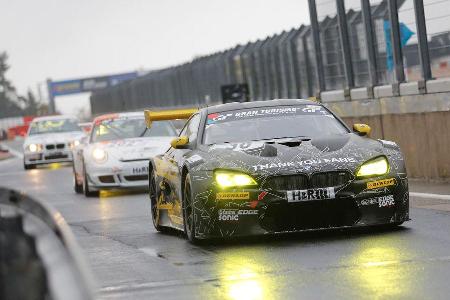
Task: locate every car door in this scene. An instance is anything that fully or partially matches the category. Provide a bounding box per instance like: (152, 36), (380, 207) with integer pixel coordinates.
(160, 114), (201, 227)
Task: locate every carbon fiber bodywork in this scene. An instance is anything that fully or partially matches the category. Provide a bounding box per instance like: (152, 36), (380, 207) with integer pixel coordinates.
(149, 100), (409, 239)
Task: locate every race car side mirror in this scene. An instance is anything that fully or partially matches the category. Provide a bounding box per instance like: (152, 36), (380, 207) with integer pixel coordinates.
(353, 123), (371, 136)
(171, 136), (189, 149)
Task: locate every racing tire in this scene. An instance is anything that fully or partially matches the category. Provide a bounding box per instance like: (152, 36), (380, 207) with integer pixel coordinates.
(23, 161), (36, 170)
(83, 164), (99, 198)
(73, 166), (83, 194)
(149, 170), (164, 232)
(183, 174), (199, 244)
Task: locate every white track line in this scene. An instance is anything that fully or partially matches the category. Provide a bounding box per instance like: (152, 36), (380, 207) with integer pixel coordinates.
(0, 143), (23, 159)
(410, 192), (450, 201)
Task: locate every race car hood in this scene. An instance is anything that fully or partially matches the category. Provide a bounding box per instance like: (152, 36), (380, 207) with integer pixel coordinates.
(92, 136), (174, 162)
(24, 131), (85, 147)
(197, 133), (387, 175)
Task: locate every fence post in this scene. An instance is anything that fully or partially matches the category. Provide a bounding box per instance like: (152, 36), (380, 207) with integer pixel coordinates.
(302, 34), (314, 97)
(308, 0), (326, 96)
(336, 0), (354, 89)
(361, 0), (378, 87)
(387, 0), (405, 83)
(413, 0), (432, 81)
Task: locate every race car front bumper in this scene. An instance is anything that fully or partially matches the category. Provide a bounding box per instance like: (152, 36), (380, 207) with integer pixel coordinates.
(193, 173), (410, 239)
(24, 149), (73, 165)
(86, 160), (149, 191)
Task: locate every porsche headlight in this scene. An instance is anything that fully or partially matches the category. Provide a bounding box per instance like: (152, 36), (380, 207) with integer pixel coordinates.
(92, 148), (107, 163)
(356, 156), (389, 177)
(27, 144), (42, 152)
(69, 140), (80, 149)
(214, 170), (257, 188)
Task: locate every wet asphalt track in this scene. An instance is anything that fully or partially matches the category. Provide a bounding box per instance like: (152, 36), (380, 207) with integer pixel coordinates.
(1, 141), (450, 299)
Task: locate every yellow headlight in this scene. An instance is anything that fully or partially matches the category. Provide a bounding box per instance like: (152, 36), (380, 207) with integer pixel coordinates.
(357, 156), (389, 177)
(214, 170), (257, 188)
(92, 148), (107, 163)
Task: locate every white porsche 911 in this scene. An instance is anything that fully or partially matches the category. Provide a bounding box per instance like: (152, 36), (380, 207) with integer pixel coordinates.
(72, 112), (177, 197)
(23, 115), (85, 170)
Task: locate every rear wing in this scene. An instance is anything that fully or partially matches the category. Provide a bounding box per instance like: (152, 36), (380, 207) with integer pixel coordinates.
(144, 108), (198, 128)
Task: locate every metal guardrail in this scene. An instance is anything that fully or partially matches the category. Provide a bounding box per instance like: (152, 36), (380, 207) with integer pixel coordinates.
(90, 0), (450, 114)
(0, 188), (94, 300)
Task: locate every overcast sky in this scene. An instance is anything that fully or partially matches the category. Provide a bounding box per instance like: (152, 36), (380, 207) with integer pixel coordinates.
(1, 0), (310, 116)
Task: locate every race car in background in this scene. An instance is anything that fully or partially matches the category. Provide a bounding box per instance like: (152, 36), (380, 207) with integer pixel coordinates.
(23, 115), (85, 170)
(72, 112), (178, 197)
(145, 99), (409, 243)
(78, 122), (93, 134)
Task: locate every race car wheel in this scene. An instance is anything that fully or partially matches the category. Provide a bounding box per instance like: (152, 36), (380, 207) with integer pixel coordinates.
(183, 174), (198, 243)
(23, 161), (36, 170)
(149, 171), (164, 232)
(73, 165), (83, 194)
(83, 164), (99, 198)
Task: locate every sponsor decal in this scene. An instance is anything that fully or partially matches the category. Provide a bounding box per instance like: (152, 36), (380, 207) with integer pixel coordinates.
(250, 191), (268, 208)
(302, 105), (322, 113)
(216, 192), (250, 200)
(360, 195), (395, 207)
(367, 178), (396, 189)
(287, 187), (335, 202)
(207, 106), (330, 125)
(252, 157), (357, 171)
(132, 166), (149, 175)
(218, 209), (258, 221)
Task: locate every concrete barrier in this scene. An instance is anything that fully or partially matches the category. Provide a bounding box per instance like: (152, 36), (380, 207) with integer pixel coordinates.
(0, 188), (94, 300)
(325, 91), (450, 181)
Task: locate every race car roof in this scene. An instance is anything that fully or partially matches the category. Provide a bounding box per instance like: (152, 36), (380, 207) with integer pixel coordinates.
(204, 99), (319, 114)
(93, 111), (144, 125)
(32, 115), (77, 122)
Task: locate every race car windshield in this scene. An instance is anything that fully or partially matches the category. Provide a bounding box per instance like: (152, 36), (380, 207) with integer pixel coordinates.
(203, 105), (349, 144)
(29, 119), (81, 135)
(92, 118), (176, 143)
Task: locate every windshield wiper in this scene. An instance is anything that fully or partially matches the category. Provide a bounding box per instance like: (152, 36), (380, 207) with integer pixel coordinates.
(139, 128), (148, 137)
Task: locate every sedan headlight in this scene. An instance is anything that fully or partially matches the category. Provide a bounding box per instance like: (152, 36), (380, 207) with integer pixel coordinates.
(92, 148), (107, 163)
(356, 156), (389, 177)
(27, 143), (43, 152)
(214, 170), (257, 188)
(69, 140), (80, 149)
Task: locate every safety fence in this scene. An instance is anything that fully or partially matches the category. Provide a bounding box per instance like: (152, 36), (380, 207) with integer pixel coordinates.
(90, 0), (450, 114)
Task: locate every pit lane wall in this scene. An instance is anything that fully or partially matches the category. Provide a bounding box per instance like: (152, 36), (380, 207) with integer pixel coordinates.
(0, 188), (94, 300)
(322, 78), (450, 182)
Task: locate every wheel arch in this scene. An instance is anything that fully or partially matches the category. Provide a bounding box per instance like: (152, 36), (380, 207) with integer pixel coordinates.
(181, 165), (190, 198)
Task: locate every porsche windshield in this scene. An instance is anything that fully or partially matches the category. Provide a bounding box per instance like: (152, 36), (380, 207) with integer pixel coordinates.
(29, 119), (81, 135)
(203, 105), (349, 144)
(92, 117), (176, 143)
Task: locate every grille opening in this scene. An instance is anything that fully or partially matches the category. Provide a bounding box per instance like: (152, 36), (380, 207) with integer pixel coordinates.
(263, 175), (309, 190)
(311, 171), (352, 188)
(263, 171), (352, 190)
(56, 144), (65, 149)
(98, 175), (115, 183)
(260, 198), (360, 232)
(45, 144), (55, 150)
(124, 175), (148, 181)
(44, 154), (68, 160)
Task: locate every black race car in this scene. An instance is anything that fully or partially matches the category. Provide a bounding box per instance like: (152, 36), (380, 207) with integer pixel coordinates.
(145, 99), (409, 243)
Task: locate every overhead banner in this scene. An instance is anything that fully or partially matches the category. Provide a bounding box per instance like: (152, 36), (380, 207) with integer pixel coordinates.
(48, 72), (138, 97)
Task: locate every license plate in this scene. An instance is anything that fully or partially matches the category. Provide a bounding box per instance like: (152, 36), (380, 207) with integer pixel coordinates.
(287, 187), (335, 202)
(132, 166), (148, 175)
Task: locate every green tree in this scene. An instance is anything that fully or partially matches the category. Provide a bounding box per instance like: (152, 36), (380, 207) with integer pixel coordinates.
(0, 52), (42, 118)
